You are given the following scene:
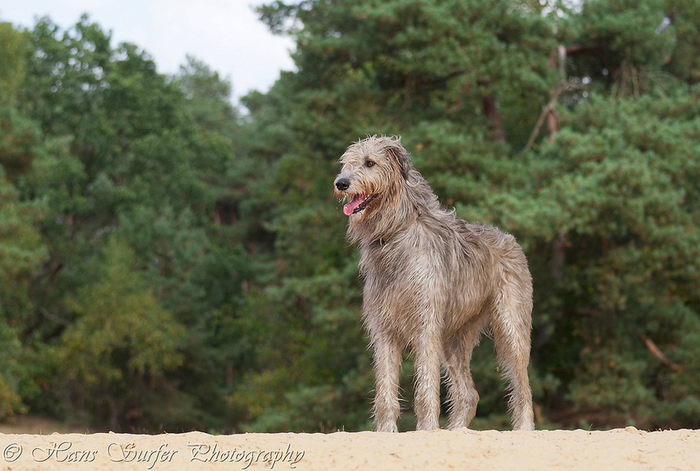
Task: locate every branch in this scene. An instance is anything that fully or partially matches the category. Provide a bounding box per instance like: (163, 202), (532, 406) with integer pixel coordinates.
(520, 81), (588, 153)
(521, 85), (565, 153)
(565, 44), (587, 55)
(521, 45), (575, 153)
(575, 308), (603, 317)
(40, 307), (70, 325)
(641, 335), (683, 372)
(415, 68), (470, 87)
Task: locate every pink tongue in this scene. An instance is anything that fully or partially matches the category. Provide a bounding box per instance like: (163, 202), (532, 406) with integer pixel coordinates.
(343, 195), (363, 216)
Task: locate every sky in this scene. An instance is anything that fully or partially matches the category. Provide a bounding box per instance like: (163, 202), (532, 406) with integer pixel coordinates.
(0, 0), (296, 101)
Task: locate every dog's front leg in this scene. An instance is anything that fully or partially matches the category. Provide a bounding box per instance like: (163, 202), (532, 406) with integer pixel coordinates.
(414, 321), (442, 431)
(371, 336), (401, 432)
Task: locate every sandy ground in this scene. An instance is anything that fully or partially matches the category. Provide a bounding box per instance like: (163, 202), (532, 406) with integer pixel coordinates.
(0, 428), (698, 470)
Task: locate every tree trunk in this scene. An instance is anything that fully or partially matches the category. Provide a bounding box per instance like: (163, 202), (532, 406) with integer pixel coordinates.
(481, 94), (506, 142)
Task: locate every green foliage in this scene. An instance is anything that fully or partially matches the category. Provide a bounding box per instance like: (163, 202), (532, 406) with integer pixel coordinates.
(1, 0), (700, 432)
(510, 90), (700, 428)
(0, 16), (249, 430)
(53, 238), (185, 429)
(0, 22), (28, 104)
(175, 55), (239, 135)
(0, 167), (45, 418)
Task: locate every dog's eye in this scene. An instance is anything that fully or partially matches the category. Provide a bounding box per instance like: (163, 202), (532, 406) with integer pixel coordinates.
(365, 160), (375, 168)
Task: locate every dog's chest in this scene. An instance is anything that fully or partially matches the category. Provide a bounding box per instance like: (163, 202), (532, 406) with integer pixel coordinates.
(359, 238), (441, 337)
(359, 237), (424, 287)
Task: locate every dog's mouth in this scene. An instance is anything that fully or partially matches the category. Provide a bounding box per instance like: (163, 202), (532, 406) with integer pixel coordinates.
(343, 193), (378, 216)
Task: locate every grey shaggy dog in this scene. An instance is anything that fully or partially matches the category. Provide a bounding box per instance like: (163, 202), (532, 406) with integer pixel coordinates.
(334, 136), (535, 432)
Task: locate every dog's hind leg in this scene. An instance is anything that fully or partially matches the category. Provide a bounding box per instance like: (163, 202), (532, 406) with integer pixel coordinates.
(444, 316), (487, 429)
(491, 263), (535, 431)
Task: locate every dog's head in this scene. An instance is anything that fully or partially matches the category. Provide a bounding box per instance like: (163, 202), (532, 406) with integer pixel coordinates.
(333, 136), (410, 221)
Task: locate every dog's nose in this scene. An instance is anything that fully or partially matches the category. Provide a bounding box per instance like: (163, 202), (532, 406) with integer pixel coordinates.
(335, 177), (350, 191)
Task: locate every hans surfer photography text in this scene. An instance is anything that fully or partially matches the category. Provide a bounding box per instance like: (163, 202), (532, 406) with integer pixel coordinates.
(2, 440), (305, 469)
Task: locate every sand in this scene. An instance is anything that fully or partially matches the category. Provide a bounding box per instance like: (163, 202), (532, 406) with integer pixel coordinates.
(0, 428), (698, 470)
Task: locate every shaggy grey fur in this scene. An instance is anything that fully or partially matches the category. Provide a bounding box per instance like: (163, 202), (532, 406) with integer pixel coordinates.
(334, 136), (535, 432)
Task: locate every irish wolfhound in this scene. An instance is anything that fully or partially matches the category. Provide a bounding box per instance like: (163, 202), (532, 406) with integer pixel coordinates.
(333, 136), (534, 432)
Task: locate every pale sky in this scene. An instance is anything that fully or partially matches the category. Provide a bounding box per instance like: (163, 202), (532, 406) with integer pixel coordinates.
(0, 0), (296, 102)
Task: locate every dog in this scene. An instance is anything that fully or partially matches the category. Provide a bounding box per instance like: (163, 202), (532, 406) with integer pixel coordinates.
(334, 136), (535, 432)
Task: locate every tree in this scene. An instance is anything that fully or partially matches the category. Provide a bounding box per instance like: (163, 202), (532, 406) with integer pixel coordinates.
(0, 169), (45, 418)
(54, 238), (185, 430)
(5, 16), (251, 430)
(0, 22), (46, 420)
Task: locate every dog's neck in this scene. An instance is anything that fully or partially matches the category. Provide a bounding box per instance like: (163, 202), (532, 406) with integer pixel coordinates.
(347, 167), (440, 247)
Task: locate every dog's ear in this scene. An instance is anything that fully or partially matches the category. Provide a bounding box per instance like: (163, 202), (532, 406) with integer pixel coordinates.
(385, 140), (410, 180)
